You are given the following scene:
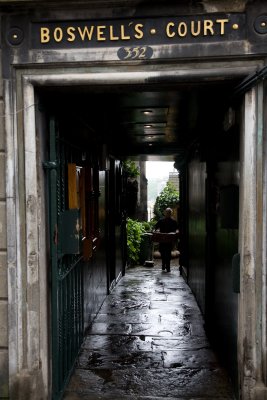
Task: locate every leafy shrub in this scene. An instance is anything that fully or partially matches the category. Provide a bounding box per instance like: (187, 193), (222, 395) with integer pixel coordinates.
(126, 218), (146, 265)
(122, 160), (140, 178)
(126, 218), (157, 265)
(142, 220), (156, 232)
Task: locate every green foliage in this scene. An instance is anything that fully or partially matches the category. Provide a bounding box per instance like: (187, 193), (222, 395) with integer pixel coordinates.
(142, 219), (156, 232)
(153, 181), (179, 220)
(126, 218), (146, 265)
(122, 160), (140, 178)
(126, 219), (155, 265)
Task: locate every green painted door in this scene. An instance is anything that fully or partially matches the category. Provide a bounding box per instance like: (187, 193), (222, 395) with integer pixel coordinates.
(45, 116), (84, 399)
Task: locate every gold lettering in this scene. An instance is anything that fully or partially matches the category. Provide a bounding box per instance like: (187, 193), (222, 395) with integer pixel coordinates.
(203, 20), (214, 35)
(166, 22), (175, 38)
(77, 26), (94, 41)
(134, 23), (144, 39)
(97, 25), (106, 41)
(216, 19), (229, 35)
(178, 22), (187, 37)
(40, 27), (50, 43)
(40, 17), (229, 46)
(109, 25), (119, 40)
(120, 25), (130, 40)
(54, 27), (63, 42)
(191, 20), (201, 36)
(67, 27), (76, 42)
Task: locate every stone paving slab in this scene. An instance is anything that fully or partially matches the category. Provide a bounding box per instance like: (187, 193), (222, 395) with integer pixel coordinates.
(64, 367), (235, 399)
(82, 333), (210, 352)
(76, 348), (219, 370)
(88, 320), (193, 337)
(162, 348), (219, 368)
(131, 321), (192, 337)
(149, 299), (197, 310)
(77, 349), (164, 369)
(95, 308), (203, 326)
(99, 298), (151, 312)
(64, 396), (234, 400)
(95, 310), (188, 324)
(64, 263), (236, 399)
(149, 336), (211, 350)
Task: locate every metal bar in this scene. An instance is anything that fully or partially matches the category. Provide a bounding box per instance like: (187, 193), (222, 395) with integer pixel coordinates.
(74, 266), (79, 353)
(58, 256), (83, 281)
(49, 116), (61, 399)
(67, 273), (71, 375)
(48, 123), (85, 399)
(79, 263), (84, 343)
(63, 277), (68, 381)
(58, 280), (63, 389)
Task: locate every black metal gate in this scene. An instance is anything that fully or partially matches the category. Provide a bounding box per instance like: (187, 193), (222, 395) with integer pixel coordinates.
(45, 116), (84, 399)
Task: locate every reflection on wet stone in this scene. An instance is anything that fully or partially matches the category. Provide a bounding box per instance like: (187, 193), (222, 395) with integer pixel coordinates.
(64, 261), (236, 399)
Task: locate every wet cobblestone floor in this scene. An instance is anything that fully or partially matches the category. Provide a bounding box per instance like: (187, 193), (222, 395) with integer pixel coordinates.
(63, 261), (236, 399)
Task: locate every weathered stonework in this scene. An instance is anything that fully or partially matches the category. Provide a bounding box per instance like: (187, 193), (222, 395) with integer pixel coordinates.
(0, 253), (7, 298)
(202, 0), (247, 13)
(0, 302), (7, 347)
(0, 102), (5, 152)
(0, 1), (266, 399)
(0, 42), (8, 399)
(0, 154), (6, 199)
(0, 350), (8, 398)
(0, 202), (7, 249)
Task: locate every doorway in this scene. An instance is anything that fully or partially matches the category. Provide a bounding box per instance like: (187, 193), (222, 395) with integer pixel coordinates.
(39, 75), (241, 397)
(7, 61), (265, 399)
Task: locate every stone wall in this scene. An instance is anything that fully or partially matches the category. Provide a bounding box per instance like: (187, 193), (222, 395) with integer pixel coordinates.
(0, 46), (8, 398)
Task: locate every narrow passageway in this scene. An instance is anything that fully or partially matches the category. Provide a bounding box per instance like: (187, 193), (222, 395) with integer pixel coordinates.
(63, 261), (236, 399)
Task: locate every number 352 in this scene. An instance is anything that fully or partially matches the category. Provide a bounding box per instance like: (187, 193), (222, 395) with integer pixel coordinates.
(117, 46), (153, 60)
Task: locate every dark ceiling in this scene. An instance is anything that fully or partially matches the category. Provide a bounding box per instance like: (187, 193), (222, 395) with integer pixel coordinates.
(39, 78), (241, 163)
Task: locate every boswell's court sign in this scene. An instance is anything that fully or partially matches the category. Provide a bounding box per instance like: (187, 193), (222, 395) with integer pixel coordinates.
(31, 14), (244, 60)
(4, 11), (267, 62)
